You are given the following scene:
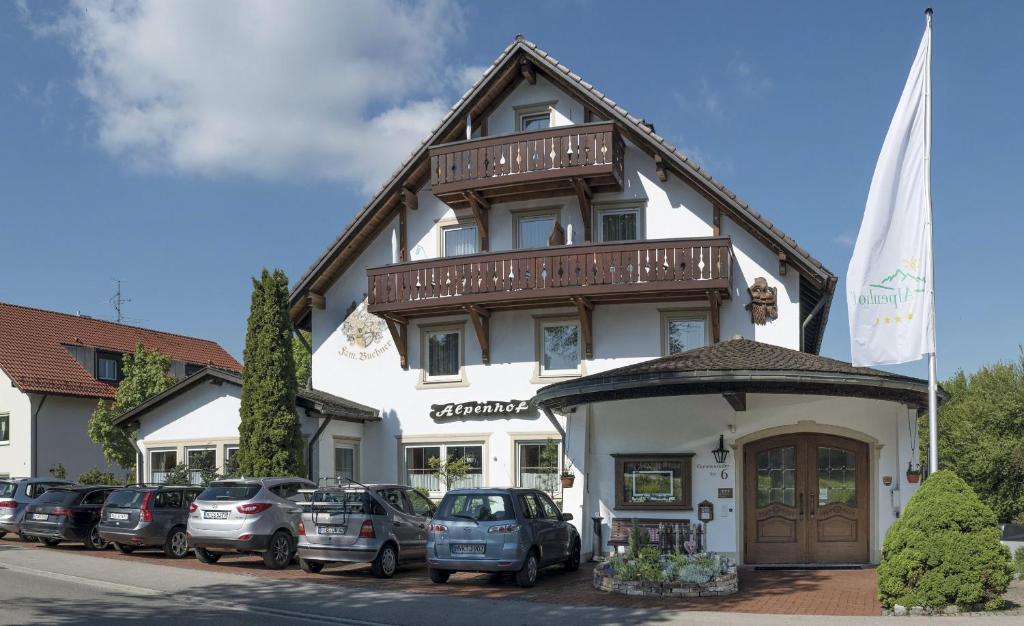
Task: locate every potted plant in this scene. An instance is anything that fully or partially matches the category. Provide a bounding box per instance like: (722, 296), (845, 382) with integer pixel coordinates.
(906, 462), (922, 484)
(560, 468), (575, 489)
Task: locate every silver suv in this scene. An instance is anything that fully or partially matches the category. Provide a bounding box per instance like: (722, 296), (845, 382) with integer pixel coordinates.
(0, 477), (74, 541)
(296, 483), (436, 578)
(187, 477), (314, 569)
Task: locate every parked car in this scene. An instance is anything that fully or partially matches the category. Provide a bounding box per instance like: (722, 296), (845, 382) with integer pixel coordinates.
(20, 485), (118, 549)
(426, 488), (581, 588)
(0, 477), (74, 542)
(296, 483), (436, 577)
(97, 485), (202, 558)
(187, 477), (314, 569)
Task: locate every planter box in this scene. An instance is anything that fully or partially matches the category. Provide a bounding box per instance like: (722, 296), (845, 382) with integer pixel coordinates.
(593, 561), (739, 598)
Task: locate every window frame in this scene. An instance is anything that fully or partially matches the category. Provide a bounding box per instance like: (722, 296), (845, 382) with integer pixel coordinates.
(149, 449), (178, 483)
(0, 412), (8, 444)
(535, 317), (583, 379)
(595, 204), (644, 243)
(514, 101), (556, 133)
(439, 221), (480, 258)
(660, 310), (711, 356)
(402, 441), (486, 498)
(95, 350), (123, 382)
(513, 208), (561, 250)
(419, 322), (466, 385)
(514, 438), (562, 495)
(333, 438), (359, 483)
(612, 453), (694, 511)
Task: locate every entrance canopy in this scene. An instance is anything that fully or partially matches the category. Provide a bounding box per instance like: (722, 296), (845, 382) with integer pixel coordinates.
(534, 338), (942, 412)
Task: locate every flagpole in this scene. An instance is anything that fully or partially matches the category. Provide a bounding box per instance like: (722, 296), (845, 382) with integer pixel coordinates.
(924, 7), (939, 475)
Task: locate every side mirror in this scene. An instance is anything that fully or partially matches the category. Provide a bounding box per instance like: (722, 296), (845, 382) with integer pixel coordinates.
(561, 513), (574, 521)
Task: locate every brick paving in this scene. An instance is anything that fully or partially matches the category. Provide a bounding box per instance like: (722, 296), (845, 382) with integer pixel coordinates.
(1, 536), (882, 615)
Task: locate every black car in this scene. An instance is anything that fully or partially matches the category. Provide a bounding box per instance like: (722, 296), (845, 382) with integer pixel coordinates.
(20, 486), (118, 549)
(98, 485), (202, 558)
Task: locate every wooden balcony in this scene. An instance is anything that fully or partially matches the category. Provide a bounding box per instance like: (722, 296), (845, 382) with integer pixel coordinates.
(429, 122), (625, 209)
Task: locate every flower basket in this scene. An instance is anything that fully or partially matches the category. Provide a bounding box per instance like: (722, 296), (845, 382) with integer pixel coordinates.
(906, 471), (921, 484)
(560, 473), (575, 488)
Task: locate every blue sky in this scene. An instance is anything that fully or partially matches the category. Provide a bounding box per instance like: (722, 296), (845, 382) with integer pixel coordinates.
(1, 1), (1020, 381)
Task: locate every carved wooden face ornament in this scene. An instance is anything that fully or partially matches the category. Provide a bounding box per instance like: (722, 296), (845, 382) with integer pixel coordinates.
(746, 277), (778, 325)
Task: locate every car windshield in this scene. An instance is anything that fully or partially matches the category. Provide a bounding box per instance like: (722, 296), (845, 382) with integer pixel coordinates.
(33, 489), (77, 505)
(0, 482), (16, 498)
(105, 489), (146, 508)
(436, 493), (514, 522)
(198, 483), (262, 501)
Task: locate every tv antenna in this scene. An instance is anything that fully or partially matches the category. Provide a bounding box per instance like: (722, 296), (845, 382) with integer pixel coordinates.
(110, 280), (135, 324)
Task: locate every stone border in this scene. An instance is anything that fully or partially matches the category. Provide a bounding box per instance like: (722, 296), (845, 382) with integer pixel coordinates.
(593, 561), (739, 597)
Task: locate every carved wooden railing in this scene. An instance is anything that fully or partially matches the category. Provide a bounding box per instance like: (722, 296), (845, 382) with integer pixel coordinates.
(366, 238), (732, 315)
(429, 122), (624, 197)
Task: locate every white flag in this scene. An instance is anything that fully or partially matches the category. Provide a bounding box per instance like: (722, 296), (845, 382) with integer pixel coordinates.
(847, 18), (934, 367)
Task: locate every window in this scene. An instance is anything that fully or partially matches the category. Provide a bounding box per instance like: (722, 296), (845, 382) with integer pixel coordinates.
(404, 489), (436, 517)
(379, 488), (407, 512)
(0, 413), (8, 444)
(519, 111), (550, 132)
(538, 320), (581, 377)
(422, 326), (462, 383)
(535, 492), (562, 519)
(516, 440), (560, 492)
(597, 206), (641, 242)
(223, 445), (239, 475)
(186, 448), (216, 486)
(662, 312), (709, 356)
(155, 490), (183, 509)
(515, 212), (557, 249)
(83, 489), (111, 505)
(519, 493), (541, 519)
(334, 444), (357, 482)
(404, 443), (484, 495)
(437, 493), (514, 521)
(150, 450), (177, 484)
(96, 351), (122, 382)
(613, 454), (694, 510)
(441, 223), (478, 257)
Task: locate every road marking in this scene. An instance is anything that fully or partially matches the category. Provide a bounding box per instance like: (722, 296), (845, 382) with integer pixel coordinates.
(0, 560), (161, 596)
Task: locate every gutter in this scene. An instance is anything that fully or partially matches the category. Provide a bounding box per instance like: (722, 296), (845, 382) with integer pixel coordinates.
(307, 416), (334, 482)
(31, 394), (48, 477)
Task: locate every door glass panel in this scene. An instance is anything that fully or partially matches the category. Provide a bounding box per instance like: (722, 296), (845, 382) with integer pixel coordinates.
(817, 446), (857, 506)
(756, 446), (796, 507)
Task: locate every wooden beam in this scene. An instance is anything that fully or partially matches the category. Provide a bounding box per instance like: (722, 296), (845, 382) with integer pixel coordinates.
(712, 204), (722, 237)
(308, 291), (326, 310)
(654, 153), (668, 182)
(465, 305), (490, 365)
(722, 392), (747, 412)
(519, 58), (536, 85)
(708, 291), (721, 344)
(384, 317), (408, 369)
(778, 251), (788, 276)
(571, 178), (592, 243)
(573, 297), (594, 359)
(402, 186), (418, 211)
(399, 203), (409, 262)
(464, 191), (489, 251)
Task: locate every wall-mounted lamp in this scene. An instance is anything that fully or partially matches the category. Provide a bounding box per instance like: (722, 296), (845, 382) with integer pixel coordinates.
(712, 434), (729, 464)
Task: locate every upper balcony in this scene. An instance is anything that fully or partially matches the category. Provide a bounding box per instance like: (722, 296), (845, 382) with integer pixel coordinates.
(429, 122), (625, 209)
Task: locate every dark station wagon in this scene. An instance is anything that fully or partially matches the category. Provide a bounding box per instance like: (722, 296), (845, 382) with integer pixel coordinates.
(98, 485), (203, 558)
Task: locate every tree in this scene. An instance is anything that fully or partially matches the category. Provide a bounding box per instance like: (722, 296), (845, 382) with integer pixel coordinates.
(293, 329), (312, 389)
(78, 468), (121, 486)
(87, 343), (176, 476)
(921, 353), (1024, 522)
(428, 455), (474, 491)
(237, 269), (305, 478)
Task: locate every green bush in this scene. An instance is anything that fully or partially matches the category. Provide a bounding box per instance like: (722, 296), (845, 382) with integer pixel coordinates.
(77, 468), (120, 486)
(627, 519), (650, 559)
(878, 470), (1013, 611)
(611, 545), (663, 583)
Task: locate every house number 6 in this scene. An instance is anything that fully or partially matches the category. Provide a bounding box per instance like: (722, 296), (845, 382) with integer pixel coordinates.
(720, 468), (729, 480)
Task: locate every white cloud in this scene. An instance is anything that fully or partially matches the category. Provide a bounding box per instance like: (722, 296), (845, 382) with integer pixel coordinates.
(673, 78), (722, 118)
(727, 55), (773, 96)
(22, 0), (470, 192)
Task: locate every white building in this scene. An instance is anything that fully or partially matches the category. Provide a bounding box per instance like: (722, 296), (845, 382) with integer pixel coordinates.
(0, 302), (241, 480)
(285, 36), (933, 565)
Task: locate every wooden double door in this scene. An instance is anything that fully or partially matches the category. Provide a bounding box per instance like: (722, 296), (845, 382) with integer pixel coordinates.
(744, 433), (869, 564)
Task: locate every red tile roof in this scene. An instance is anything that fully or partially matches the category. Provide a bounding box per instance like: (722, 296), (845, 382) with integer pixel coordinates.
(0, 302), (241, 399)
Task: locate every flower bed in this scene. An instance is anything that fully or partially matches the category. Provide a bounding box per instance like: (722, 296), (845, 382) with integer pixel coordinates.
(593, 552), (739, 598)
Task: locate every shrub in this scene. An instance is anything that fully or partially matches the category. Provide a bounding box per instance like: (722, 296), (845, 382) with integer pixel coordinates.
(878, 470), (1013, 611)
(612, 545), (663, 583)
(627, 519), (649, 559)
(77, 468), (120, 486)
(48, 463), (67, 479)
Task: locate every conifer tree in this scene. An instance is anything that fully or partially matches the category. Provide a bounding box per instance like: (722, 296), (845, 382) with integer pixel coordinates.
(237, 269), (305, 477)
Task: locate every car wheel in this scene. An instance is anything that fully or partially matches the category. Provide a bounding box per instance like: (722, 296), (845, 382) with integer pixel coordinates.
(163, 526), (189, 559)
(565, 539), (581, 572)
(515, 552), (539, 588)
(0, 530), (6, 539)
(428, 568), (451, 584)
(41, 538), (61, 547)
(19, 534), (38, 543)
(84, 524), (109, 551)
(300, 558), (324, 574)
(195, 547), (222, 564)
(113, 542), (135, 554)
(262, 531), (292, 570)
(371, 543), (398, 578)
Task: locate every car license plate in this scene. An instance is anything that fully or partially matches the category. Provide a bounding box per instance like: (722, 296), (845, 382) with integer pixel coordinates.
(109, 512), (129, 520)
(203, 511), (229, 520)
(317, 525), (346, 535)
(451, 543), (485, 555)
(31, 513), (48, 521)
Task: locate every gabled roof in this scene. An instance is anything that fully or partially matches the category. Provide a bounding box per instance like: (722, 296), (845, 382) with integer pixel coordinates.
(0, 302), (241, 399)
(289, 35), (837, 352)
(113, 367), (380, 426)
(534, 338), (941, 411)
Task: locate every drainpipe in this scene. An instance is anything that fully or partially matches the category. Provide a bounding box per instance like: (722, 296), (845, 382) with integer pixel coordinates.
(800, 297), (827, 353)
(31, 394), (48, 477)
(307, 415), (333, 482)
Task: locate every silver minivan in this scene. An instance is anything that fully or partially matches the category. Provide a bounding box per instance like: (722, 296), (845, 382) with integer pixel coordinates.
(297, 484), (436, 578)
(187, 477), (314, 569)
(426, 488), (581, 587)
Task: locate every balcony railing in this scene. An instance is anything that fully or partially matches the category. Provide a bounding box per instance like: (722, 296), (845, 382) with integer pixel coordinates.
(429, 122), (624, 208)
(367, 237), (732, 316)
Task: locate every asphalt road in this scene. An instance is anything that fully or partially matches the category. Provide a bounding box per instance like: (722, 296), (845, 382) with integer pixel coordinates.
(0, 543), (1020, 626)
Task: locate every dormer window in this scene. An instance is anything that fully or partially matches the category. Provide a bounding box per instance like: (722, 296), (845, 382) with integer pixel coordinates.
(516, 102), (555, 132)
(96, 351), (122, 382)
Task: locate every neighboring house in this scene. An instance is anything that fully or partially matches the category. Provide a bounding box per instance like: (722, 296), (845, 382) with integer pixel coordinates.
(285, 36), (934, 565)
(0, 302), (241, 480)
(112, 368), (379, 484)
